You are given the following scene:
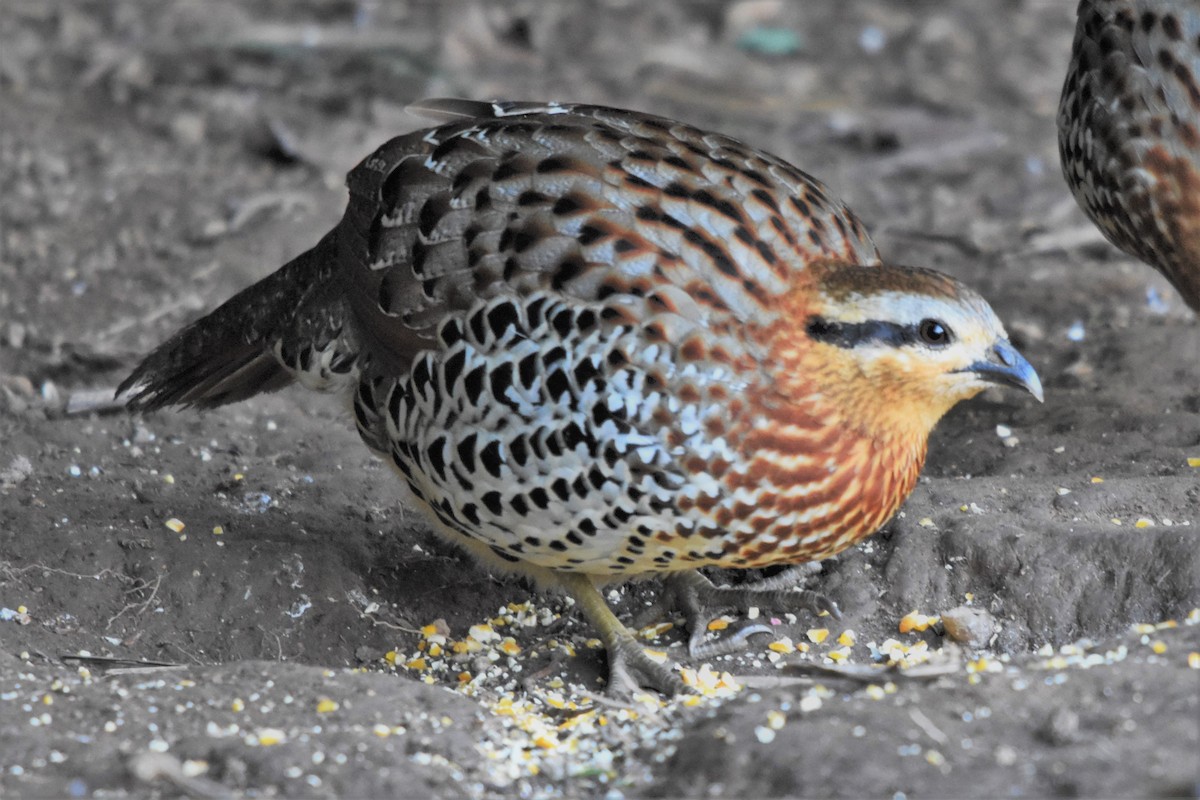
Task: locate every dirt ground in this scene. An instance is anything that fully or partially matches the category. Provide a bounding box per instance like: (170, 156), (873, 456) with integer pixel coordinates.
(1, 1), (1198, 797)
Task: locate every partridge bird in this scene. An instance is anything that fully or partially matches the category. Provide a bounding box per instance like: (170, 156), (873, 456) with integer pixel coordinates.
(1059, 0), (1200, 311)
(121, 99), (1042, 695)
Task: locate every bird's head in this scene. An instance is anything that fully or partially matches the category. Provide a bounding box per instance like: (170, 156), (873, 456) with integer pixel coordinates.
(776, 263), (1042, 442)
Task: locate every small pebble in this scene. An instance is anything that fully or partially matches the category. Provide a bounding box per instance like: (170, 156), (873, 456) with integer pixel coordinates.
(941, 605), (996, 648)
(859, 24), (886, 53)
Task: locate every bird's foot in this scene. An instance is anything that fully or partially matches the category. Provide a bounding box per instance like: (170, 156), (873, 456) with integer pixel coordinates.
(602, 628), (689, 700)
(662, 567), (841, 659)
(557, 572), (690, 699)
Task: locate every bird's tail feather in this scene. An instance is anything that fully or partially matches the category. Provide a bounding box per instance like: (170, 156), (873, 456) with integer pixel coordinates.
(119, 230), (347, 411)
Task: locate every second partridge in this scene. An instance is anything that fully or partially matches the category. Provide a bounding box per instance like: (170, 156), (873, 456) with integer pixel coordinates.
(1059, 0), (1200, 311)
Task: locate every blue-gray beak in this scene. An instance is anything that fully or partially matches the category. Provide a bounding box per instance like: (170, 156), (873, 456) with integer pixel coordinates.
(965, 339), (1043, 402)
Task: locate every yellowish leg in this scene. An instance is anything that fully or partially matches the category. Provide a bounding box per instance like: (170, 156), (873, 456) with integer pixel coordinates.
(557, 572), (689, 698)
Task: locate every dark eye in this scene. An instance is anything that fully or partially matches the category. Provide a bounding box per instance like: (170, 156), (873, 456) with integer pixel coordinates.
(918, 318), (952, 346)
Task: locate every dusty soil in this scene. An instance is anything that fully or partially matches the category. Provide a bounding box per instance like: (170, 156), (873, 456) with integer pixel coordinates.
(1, 1), (1198, 797)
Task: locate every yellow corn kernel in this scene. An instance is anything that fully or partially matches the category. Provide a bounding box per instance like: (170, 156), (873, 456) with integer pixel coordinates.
(967, 657), (990, 673)
(899, 611), (925, 633)
(256, 728), (285, 746)
(469, 623), (499, 643)
(640, 622), (673, 639)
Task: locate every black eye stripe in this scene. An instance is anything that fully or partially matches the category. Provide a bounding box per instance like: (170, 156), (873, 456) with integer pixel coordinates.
(806, 316), (952, 349)
(806, 317), (914, 348)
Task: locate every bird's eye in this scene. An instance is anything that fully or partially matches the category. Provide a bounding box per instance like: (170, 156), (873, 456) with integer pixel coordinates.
(918, 318), (952, 346)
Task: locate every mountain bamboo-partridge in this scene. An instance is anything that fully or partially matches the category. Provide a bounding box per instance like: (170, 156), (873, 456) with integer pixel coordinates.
(121, 99), (1042, 695)
(1059, 0), (1200, 311)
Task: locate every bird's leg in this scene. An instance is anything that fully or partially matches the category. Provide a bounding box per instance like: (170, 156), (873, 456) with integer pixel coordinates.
(557, 572), (689, 699)
(663, 568), (841, 659)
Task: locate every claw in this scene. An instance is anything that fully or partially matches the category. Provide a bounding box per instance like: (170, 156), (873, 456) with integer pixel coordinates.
(664, 568), (839, 658)
(689, 622), (774, 659)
